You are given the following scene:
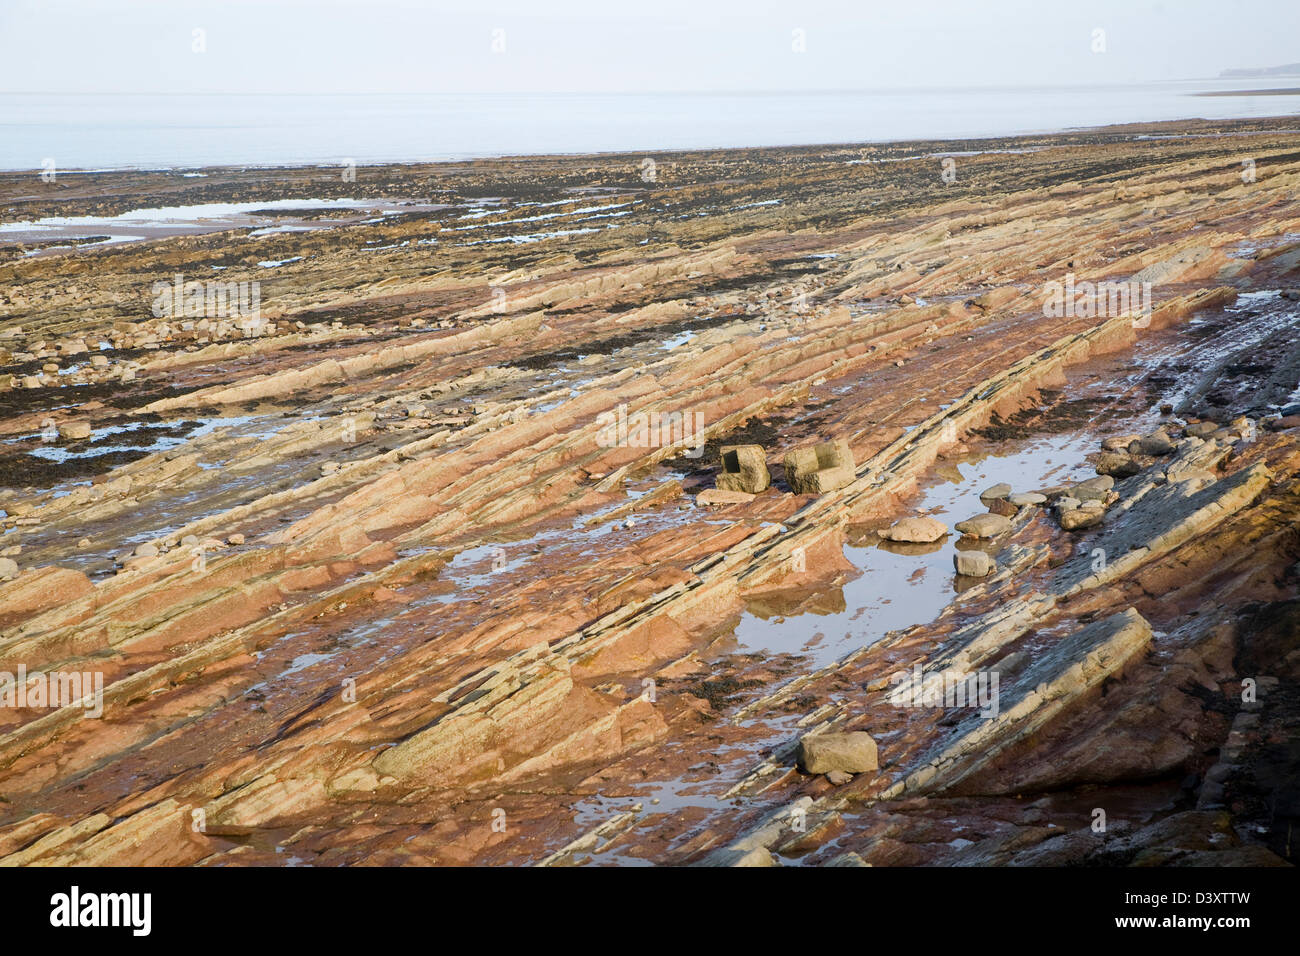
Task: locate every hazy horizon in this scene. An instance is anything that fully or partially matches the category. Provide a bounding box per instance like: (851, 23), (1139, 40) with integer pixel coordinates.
(1, 0), (1296, 96)
(2, 1), (1296, 171)
(5, 81), (1299, 172)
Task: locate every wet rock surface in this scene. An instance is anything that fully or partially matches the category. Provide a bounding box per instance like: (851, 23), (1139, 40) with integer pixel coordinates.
(0, 116), (1298, 867)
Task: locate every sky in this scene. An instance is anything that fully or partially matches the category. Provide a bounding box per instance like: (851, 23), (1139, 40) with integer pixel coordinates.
(0, 0), (1296, 94)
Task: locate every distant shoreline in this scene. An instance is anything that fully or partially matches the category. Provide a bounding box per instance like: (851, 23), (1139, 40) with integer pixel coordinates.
(1197, 88), (1300, 97)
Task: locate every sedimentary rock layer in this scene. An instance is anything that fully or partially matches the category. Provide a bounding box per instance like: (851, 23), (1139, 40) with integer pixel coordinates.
(0, 117), (1297, 866)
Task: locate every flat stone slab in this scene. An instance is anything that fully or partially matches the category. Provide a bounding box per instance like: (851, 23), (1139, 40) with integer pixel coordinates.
(979, 482), (1012, 500)
(954, 513), (1012, 538)
(1057, 460), (1272, 596)
(884, 608), (1154, 798)
(1007, 492), (1046, 506)
(696, 488), (756, 506)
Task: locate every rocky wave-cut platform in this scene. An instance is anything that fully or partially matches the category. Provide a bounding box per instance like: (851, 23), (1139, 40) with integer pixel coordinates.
(0, 117), (1297, 866)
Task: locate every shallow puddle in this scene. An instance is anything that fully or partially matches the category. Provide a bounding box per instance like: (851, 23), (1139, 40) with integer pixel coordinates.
(1, 197), (447, 249)
(731, 433), (1100, 668)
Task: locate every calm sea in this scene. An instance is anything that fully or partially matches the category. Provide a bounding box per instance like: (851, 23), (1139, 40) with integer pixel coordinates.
(1, 81), (1298, 171)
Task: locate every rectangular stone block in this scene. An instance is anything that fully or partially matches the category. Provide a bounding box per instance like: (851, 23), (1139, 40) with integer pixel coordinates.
(784, 439), (856, 494)
(717, 444), (770, 493)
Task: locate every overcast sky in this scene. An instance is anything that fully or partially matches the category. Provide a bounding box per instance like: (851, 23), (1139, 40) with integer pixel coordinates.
(1, 0), (1295, 94)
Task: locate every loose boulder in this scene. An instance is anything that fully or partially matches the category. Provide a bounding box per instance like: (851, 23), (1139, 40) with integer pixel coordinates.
(1131, 430), (1174, 456)
(1102, 434), (1141, 452)
(881, 516), (948, 543)
(986, 497), (1019, 517)
(1095, 452), (1141, 478)
(1071, 475), (1114, 502)
(954, 550), (994, 577)
(58, 422), (92, 441)
(798, 731), (879, 775)
(1060, 508), (1104, 531)
(1060, 498), (1105, 530)
(696, 488), (755, 507)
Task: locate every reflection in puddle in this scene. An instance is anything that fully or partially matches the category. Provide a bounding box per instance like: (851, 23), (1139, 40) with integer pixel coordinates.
(730, 434), (1100, 668)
